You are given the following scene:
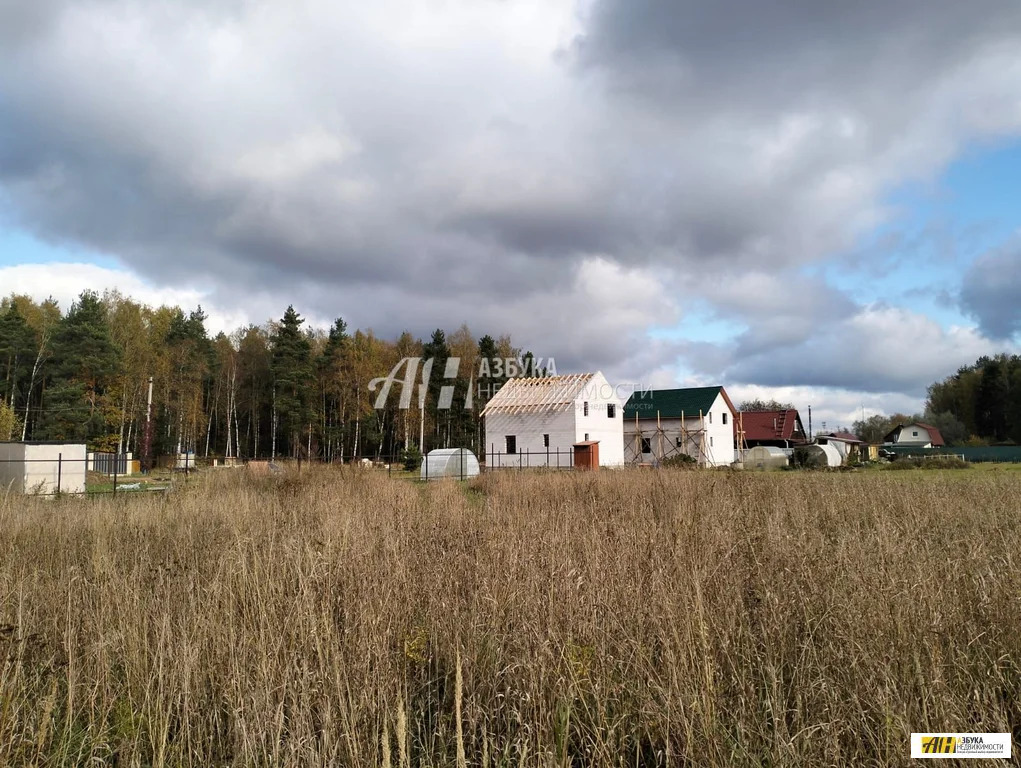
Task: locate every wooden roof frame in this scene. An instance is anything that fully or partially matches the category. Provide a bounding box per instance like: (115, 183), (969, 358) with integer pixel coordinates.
(480, 373), (596, 416)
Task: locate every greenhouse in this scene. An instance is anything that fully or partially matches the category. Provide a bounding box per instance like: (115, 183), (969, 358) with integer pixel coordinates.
(744, 445), (789, 470)
(800, 443), (843, 468)
(421, 448), (480, 480)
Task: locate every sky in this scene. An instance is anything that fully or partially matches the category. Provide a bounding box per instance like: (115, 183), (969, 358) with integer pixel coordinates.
(1, 0), (1020, 432)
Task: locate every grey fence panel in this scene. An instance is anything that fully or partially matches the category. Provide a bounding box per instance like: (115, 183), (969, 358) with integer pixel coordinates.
(91, 452), (129, 475)
(885, 445), (1021, 463)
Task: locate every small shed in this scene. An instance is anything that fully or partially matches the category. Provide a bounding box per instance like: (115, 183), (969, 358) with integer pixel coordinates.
(801, 443), (842, 468)
(816, 432), (865, 462)
(421, 448), (480, 480)
(745, 445), (789, 470)
(0, 441), (87, 495)
(573, 441), (600, 471)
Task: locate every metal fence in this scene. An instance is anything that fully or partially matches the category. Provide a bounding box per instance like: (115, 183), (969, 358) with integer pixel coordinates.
(332, 448), (576, 481)
(884, 445), (1021, 463)
(483, 447), (576, 471)
(0, 453), (191, 498)
(89, 452), (129, 475)
(2, 444), (584, 496)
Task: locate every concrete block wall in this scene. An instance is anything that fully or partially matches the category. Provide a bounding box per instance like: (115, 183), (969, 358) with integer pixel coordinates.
(0, 442), (87, 494)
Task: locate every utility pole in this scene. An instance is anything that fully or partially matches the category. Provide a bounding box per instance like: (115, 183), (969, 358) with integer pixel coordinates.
(808, 405), (812, 441)
(418, 359), (433, 452)
(419, 399), (425, 452)
(141, 376), (154, 472)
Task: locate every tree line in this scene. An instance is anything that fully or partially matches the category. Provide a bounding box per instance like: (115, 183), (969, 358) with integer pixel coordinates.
(5, 290), (1015, 457)
(852, 354), (1021, 446)
(0, 291), (532, 463)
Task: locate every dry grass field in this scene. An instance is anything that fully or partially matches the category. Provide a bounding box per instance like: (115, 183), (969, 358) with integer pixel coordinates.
(1, 467), (1019, 767)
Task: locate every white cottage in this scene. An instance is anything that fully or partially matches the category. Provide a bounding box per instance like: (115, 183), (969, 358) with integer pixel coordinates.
(481, 372), (624, 468)
(883, 422), (945, 448)
(622, 386), (738, 467)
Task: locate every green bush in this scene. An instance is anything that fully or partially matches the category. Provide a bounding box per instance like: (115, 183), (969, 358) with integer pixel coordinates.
(885, 456), (970, 470)
(661, 453), (697, 469)
(401, 446), (423, 472)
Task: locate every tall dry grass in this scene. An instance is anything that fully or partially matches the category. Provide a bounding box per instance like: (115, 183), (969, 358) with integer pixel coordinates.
(0, 467), (1018, 766)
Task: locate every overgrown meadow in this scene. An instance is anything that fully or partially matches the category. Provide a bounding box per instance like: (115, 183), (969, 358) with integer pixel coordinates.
(1, 467), (1018, 766)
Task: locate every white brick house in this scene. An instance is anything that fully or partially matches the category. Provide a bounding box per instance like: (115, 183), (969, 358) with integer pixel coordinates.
(623, 386), (738, 467)
(481, 372), (624, 467)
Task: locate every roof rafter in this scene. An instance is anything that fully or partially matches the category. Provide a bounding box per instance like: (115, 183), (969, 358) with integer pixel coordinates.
(481, 373), (596, 416)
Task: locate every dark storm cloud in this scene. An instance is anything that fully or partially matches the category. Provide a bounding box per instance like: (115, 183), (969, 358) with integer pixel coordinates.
(574, 0), (1021, 105)
(1, 0), (1021, 395)
(960, 243), (1021, 339)
(448, 206), (625, 257)
(0, 1), (66, 47)
(0, 113), (226, 259)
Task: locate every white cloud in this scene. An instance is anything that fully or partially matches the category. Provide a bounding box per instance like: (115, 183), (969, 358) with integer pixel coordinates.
(722, 383), (925, 435)
(0, 262), (251, 333)
(711, 304), (1008, 397)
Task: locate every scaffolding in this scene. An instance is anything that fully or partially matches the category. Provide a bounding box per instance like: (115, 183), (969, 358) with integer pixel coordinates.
(625, 410), (713, 466)
(626, 409), (748, 467)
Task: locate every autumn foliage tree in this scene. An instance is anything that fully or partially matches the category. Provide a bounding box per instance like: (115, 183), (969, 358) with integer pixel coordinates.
(1, 289), (532, 459)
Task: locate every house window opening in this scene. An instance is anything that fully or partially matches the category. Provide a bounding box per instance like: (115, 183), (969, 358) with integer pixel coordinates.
(506, 436), (517, 454)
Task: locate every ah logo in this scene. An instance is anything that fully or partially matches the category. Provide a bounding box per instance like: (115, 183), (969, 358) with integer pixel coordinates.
(920, 736), (957, 754)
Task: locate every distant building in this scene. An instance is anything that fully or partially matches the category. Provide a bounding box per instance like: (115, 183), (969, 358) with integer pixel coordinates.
(816, 431), (865, 462)
(883, 422), (945, 448)
(738, 409), (808, 449)
(622, 386), (738, 467)
(0, 441), (87, 495)
(481, 372), (624, 468)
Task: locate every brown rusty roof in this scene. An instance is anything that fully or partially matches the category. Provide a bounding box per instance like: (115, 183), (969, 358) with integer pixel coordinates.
(738, 409), (807, 442)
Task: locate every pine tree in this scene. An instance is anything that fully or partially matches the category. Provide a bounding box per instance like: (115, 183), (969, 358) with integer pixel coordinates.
(271, 306), (313, 457)
(1007, 365), (1021, 445)
(0, 305), (36, 413)
(477, 334), (502, 453)
(422, 329), (450, 449)
(36, 291), (121, 446)
(975, 358), (1009, 442)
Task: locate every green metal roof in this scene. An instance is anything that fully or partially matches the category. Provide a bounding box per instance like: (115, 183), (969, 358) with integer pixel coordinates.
(623, 386), (723, 420)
